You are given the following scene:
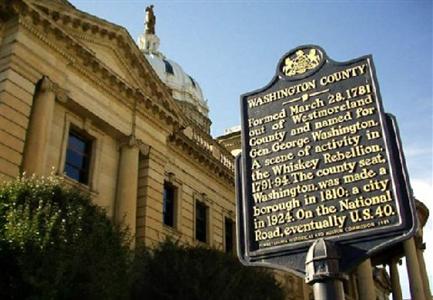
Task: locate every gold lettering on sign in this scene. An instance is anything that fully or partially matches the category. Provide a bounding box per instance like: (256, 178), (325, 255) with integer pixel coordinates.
(319, 64), (367, 86)
(245, 57), (399, 248)
(247, 81), (316, 108)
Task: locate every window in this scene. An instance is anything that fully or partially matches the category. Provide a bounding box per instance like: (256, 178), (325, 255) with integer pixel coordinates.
(163, 59), (174, 75)
(163, 181), (176, 227)
(188, 75), (196, 88)
(64, 129), (92, 184)
(195, 201), (207, 242)
(225, 217), (234, 253)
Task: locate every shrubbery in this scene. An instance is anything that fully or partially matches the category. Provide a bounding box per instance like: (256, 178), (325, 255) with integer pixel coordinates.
(0, 175), (284, 300)
(131, 240), (285, 300)
(0, 175), (131, 299)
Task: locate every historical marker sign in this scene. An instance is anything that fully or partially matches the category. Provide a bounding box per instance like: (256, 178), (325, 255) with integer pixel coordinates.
(236, 45), (417, 276)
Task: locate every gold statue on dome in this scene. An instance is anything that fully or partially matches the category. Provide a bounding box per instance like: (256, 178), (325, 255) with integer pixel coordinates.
(145, 5), (156, 34)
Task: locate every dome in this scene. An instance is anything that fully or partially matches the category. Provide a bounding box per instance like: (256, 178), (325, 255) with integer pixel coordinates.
(144, 53), (209, 117)
(137, 6), (210, 129)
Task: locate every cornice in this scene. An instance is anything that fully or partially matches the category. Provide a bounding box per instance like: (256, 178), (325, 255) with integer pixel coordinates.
(30, 0), (188, 127)
(4, 0), (234, 181)
(168, 130), (234, 185)
(5, 0), (184, 132)
(18, 12), (77, 64)
(189, 123), (235, 168)
(67, 32), (140, 87)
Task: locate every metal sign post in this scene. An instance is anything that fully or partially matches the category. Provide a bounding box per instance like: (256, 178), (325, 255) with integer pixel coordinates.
(305, 239), (345, 300)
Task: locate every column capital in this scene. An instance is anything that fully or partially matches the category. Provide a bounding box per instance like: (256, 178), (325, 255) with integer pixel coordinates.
(39, 76), (69, 103)
(119, 135), (150, 156)
(39, 76), (55, 93)
(388, 257), (402, 265)
(414, 235), (426, 250)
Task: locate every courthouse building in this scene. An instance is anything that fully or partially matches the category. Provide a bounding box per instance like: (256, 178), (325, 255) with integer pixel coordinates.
(0, 0), (430, 299)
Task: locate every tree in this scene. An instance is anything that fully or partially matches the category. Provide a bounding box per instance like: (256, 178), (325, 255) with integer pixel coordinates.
(131, 240), (285, 300)
(0, 174), (131, 299)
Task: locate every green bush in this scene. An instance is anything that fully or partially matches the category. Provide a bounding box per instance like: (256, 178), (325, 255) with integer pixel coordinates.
(131, 240), (285, 300)
(0, 175), (285, 299)
(0, 174), (131, 299)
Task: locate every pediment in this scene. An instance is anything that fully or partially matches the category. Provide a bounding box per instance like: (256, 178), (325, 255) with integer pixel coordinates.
(31, 0), (138, 87)
(25, 0), (189, 127)
(79, 39), (137, 85)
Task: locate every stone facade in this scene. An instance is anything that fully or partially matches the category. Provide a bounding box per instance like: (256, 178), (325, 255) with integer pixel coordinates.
(0, 1), (430, 300)
(0, 0), (235, 250)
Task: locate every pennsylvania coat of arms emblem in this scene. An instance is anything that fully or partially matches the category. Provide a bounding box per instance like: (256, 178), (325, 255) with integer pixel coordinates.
(282, 49), (322, 77)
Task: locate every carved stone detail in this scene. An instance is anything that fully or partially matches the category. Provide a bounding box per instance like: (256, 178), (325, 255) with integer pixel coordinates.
(39, 76), (55, 93)
(39, 76), (69, 103)
(165, 171), (176, 183)
(15, 1), (230, 179)
(119, 135), (150, 156)
(17, 1), (183, 130)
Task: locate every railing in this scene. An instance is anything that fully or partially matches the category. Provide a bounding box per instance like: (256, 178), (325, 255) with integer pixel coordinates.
(219, 153), (235, 172)
(191, 128), (213, 153)
(184, 126), (235, 172)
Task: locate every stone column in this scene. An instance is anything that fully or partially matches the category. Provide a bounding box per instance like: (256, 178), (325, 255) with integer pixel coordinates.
(404, 237), (426, 300)
(389, 259), (403, 300)
(115, 136), (143, 242)
(415, 238), (432, 300)
(135, 147), (166, 247)
(356, 258), (376, 300)
(22, 77), (56, 175)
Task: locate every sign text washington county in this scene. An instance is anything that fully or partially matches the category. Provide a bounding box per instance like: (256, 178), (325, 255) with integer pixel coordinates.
(236, 45), (416, 275)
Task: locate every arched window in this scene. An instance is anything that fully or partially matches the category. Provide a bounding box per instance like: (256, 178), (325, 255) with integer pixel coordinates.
(163, 59), (174, 75)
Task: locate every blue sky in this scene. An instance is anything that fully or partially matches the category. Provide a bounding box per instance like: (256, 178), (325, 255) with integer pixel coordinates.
(70, 0), (432, 297)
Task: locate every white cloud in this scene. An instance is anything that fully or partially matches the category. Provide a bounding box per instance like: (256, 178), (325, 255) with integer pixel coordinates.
(404, 146), (432, 158)
(412, 178), (433, 206)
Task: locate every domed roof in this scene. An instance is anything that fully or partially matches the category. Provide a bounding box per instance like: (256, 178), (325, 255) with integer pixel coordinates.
(137, 6), (209, 118)
(145, 54), (209, 117)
